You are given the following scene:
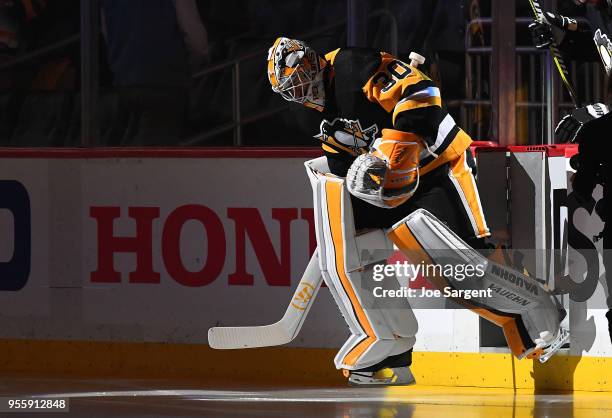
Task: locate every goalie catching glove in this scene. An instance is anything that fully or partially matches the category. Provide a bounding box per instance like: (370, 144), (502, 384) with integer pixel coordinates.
(346, 129), (422, 209)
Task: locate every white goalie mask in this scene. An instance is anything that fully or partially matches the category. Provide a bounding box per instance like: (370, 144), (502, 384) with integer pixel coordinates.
(267, 37), (327, 111)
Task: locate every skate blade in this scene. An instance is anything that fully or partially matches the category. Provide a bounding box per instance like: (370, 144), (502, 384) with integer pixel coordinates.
(539, 328), (570, 364)
(348, 376), (416, 387)
(348, 368), (416, 387)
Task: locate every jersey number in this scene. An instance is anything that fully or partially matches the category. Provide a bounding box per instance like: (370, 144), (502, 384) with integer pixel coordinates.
(372, 60), (412, 93)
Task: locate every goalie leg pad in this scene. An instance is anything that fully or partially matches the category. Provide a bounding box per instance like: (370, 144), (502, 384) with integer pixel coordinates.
(387, 208), (566, 359)
(306, 161), (418, 370)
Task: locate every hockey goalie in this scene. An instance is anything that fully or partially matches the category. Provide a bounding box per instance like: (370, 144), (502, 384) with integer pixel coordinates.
(209, 37), (569, 387)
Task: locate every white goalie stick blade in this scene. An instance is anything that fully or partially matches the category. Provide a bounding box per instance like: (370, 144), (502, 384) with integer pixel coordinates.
(207, 252), (323, 349)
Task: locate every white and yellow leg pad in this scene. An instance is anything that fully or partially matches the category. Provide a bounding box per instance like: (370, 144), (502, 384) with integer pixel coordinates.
(305, 157), (418, 371)
(388, 208), (568, 362)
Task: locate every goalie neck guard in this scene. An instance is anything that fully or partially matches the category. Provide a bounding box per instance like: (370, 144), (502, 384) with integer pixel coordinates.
(267, 37), (327, 111)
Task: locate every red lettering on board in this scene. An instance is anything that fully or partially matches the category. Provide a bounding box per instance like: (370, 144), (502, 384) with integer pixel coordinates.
(228, 208), (298, 286)
(162, 205), (226, 287)
(90, 206), (161, 283)
(300, 208), (316, 256)
(90, 206), (314, 287)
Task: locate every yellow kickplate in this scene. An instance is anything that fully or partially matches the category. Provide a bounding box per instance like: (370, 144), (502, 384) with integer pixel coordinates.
(411, 351), (612, 392)
(2, 339), (611, 392)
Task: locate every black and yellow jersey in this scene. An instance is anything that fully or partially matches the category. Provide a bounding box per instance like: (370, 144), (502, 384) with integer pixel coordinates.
(316, 47), (472, 177)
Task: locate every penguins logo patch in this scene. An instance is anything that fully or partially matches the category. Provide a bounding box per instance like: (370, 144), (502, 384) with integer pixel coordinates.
(594, 29), (612, 76)
(314, 118), (379, 155)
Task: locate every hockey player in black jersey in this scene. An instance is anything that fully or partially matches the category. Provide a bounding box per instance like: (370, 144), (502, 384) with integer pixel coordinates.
(530, 0), (612, 342)
(267, 37), (485, 233)
(267, 37), (568, 386)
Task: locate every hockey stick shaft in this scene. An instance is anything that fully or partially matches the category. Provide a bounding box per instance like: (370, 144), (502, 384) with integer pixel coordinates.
(207, 251), (323, 349)
(528, 0), (581, 108)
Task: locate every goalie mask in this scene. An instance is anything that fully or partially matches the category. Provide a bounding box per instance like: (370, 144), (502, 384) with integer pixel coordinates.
(267, 37), (327, 111)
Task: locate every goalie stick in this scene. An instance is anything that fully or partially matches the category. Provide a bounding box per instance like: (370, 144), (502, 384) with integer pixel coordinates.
(528, 0), (581, 108)
(208, 252), (323, 349)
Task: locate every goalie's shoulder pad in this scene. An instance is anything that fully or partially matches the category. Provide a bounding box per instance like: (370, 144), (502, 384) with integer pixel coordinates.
(362, 53), (432, 114)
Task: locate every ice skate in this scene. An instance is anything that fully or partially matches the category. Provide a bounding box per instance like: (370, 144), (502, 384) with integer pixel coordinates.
(536, 327), (570, 364)
(519, 317), (570, 363)
(345, 366), (416, 387)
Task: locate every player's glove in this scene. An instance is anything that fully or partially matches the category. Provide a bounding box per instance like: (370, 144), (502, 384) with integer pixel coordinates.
(346, 129), (422, 209)
(529, 21), (555, 49)
(529, 12), (577, 49)
(555, 103), (610, 143)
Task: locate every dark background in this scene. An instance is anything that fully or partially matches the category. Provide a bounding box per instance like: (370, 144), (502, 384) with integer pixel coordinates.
(0, 0), (607, 148)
